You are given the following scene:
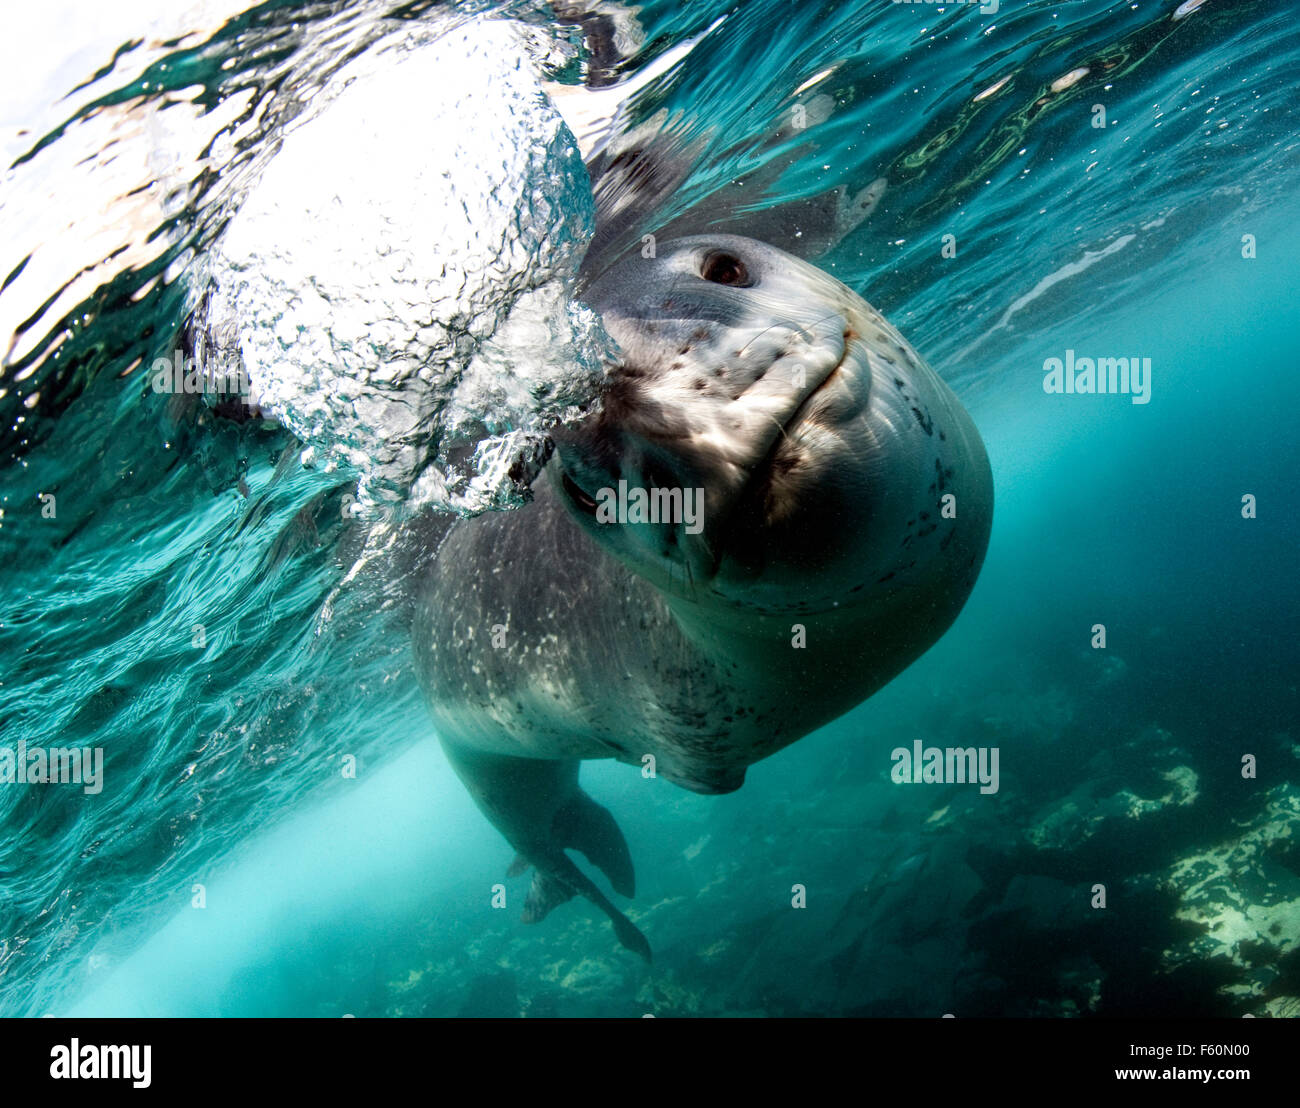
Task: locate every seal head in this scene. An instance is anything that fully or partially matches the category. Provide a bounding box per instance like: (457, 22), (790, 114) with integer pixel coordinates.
(555, 234), (991, 619)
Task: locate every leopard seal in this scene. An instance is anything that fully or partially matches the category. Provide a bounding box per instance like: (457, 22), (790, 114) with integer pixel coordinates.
(411, 233), (992, 960)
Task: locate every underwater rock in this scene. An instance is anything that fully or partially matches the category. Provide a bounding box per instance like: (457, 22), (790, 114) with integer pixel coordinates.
(1157, 782), (1300, 1012)
(1027, 760), (1198, 850)
(366, 725), (1288, 1018)
(557, 957), (620, 993)
(992, 874), (1083, 933)
(455, 970), (519, 1018)
(979, 683), (1077, 744)
(1263, 995), (1300, 1018)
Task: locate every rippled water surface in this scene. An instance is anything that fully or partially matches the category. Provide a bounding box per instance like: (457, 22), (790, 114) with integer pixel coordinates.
(2, 0), (1298, 1017)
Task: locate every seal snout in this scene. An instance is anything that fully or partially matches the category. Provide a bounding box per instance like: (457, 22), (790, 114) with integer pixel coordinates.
(560, 232), (991, 619)
(577, 233), (854, 473)
(551, 234), (888, 597)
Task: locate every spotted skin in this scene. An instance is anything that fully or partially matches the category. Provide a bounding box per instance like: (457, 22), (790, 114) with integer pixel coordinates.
(413, 236), (992, 958)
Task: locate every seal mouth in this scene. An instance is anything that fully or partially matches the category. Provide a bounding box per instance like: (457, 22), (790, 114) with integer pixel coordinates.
(785, 355), (845, 430)
(748, 325), (859, 486)
(692, 322), (870, 591)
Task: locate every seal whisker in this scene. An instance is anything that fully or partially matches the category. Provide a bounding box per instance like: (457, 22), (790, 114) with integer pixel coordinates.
(735, 308), (845, 362)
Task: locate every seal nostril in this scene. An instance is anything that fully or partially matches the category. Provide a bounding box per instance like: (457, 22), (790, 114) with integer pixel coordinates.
(700, 250), (753, 288)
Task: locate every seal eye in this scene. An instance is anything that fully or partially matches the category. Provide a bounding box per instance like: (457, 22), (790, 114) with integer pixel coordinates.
(700, 251), (753, 288)
(562, 472), (600, 515)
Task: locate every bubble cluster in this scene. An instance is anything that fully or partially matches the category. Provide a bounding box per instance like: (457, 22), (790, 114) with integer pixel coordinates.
(193, 18), (612, 516)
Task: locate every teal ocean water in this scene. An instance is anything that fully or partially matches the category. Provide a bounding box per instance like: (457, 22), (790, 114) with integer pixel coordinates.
(1, 0), (1298, 1017)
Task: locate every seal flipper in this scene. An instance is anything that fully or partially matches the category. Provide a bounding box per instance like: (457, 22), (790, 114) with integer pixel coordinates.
(530, 844), (652, 963)
(522, 868), (575, 923)
(438, 739), (650, 959)
(553, 791), (636, 897)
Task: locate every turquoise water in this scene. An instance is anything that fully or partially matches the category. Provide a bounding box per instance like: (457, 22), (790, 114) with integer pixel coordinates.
(2, 0), (1298, 1017)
